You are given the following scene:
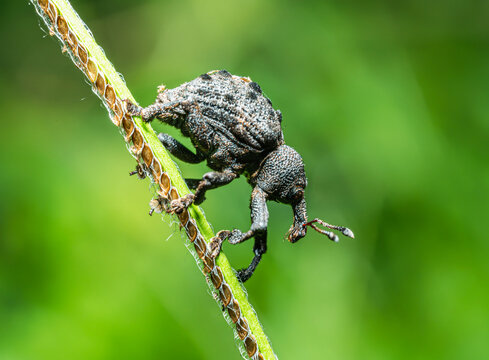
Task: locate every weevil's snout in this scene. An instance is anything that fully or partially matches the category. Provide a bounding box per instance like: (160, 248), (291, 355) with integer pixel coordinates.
(287, 222), (307, 243)
(288, 196), (308, 243)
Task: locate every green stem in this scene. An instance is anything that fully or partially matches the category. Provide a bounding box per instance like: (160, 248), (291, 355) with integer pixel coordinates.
(31, 0), (276, 359)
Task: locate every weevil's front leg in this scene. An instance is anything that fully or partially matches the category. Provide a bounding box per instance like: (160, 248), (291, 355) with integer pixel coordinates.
(185, 178), (202, 190)
(209, 187), (269, 282)
(125, 99), (192, 123)
(236, 187), (269, 282)
(169, 169), (237, 214)
(236, 230), (267, 283)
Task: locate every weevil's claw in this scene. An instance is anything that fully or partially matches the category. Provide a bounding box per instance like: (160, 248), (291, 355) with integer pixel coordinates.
(149, 197), (165, 216)
(124, 99), (142, 117)
(236, 268), (252, 283)
(208, 238), (222, 259)
(208, 230), (231, 259)
(169, 194), (195, 214)
(129, 164), (146, 179)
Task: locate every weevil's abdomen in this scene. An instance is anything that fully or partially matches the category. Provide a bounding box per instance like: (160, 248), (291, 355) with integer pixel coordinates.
(159, 70), (284, 159)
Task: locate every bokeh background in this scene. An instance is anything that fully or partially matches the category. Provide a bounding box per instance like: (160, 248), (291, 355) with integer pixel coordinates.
(1, 0), (488, 359)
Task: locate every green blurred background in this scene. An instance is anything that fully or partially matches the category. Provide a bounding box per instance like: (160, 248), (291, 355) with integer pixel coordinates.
(1, 0), (488, 359)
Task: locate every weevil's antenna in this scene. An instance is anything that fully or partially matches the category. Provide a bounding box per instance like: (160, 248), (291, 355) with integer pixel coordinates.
(304, 218), (355, 242)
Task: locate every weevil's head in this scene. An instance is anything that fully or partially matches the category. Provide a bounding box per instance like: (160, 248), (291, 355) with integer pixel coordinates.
(255, 145), (307, 203)
(253, 145), (308, 242)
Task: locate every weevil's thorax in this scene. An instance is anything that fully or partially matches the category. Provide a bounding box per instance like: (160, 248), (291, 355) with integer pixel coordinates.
(155, 87), (189, 130)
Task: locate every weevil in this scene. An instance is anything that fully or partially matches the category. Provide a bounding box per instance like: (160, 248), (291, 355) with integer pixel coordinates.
(126, 70), (354, 282)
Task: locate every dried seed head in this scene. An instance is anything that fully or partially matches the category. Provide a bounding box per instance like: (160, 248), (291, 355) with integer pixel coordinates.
(186, 221), (197, 242)
(131, 129), (143, 149)
(77, 45), (88, 64)
(177, 208), (189, 225)
(244, 336), (258, 357)
(56, 16), (68, 37)
(152, 160), (162, 180)
(95, 73), (106, 95)
(159, 173), (171, 196)
(227, 300), (241, 323)
(203, 252), (215, 273)
(219, 283), (232, 307)
(236, 318), (249, 340)
(194, 237), (206, 259)
(169, 187), (179, 201)
(46, 2), (56, 22)
(38, 0), (48, 9)
(141, 144), (153, 167)
(87, 59), (98, 82)
(105, 85), (116, 108)
(210, 266), (224, 289)
(112, 100), (123, 126)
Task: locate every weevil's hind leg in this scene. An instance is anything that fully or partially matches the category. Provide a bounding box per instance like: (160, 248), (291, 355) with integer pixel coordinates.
(169, 170), (237, 214)
(158, 133), (205, 164)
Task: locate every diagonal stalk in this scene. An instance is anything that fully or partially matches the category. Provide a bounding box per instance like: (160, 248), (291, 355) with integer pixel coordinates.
(30, 1), (276, 359)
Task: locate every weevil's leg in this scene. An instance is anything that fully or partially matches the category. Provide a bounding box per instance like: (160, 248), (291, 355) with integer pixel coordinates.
(129, 163), (146, 179)
(236, 231), (267, 283)
(193, 170), (238, 205)
(208, 187), (269, 281)
(125, 99), (191, 123)
(169, 169), (237, 213)
(158, 133), (205, 164)
(236, 187), (269, 282)
(185, 178), (202, 190)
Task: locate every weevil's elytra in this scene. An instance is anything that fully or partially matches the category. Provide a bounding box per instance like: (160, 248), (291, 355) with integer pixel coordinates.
(249, 81), (262, 94)
(199, 73), (212, 81)
(126, 70), (354, 282)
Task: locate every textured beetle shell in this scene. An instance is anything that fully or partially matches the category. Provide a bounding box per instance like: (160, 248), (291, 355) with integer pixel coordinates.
(252, 145), (307, 202)
(157, 70), (284, 172)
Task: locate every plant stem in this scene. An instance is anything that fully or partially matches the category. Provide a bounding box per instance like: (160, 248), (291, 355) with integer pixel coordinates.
(31, 1), (276, 359)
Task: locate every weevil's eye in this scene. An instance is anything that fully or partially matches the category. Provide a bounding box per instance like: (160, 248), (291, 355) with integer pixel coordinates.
(285, 185), (305, 204)
(293, 188), (304, 201)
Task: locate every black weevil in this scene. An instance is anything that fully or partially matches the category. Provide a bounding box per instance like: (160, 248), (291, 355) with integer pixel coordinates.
(126, 70), (354, 282)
